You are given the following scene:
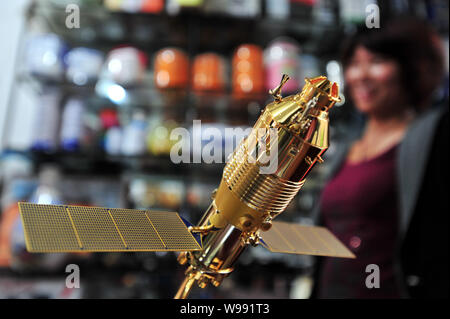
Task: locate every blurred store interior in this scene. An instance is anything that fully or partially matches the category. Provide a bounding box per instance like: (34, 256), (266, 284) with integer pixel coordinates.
(0, 0), (448, 298)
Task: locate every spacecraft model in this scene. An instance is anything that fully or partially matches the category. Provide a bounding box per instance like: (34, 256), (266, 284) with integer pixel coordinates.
(18, 74), (355, 300)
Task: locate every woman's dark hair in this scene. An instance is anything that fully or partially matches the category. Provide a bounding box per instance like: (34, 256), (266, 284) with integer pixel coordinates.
(341, 17), (445, 110)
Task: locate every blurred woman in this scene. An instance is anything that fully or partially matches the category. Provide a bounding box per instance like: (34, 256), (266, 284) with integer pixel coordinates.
(313, 18), (447, 298)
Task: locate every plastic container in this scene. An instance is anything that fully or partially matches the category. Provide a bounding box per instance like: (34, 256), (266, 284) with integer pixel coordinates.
(264, 38), (301, 94)
(154, 48), (189, 89)
(232, 44), (264, 97)
(65, 47), (104, 85)
(31, 90), (61, 152)
(60, 97), (85, 151)
(25, 33), (67, 80)
(102, 46), (147, 86)
(192, 53), (226, 92)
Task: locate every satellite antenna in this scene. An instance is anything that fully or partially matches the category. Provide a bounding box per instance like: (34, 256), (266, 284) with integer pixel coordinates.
(18, 75), (355, 299)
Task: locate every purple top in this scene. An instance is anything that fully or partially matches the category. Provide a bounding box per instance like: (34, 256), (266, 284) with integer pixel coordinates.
(317, 144), (401, 298)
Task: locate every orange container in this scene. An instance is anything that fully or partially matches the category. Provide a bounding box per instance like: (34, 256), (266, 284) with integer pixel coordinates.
(154, 48), (189, 89)
(192, 53), (226, 92)
(141, 0), (164, 13)
(232, 44), (264, 97)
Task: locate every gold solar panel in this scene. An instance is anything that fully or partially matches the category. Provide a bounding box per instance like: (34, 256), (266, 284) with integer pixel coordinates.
(147, 212), (200, 250)
(110, 209), (166, 251)
(260, 221), (355, 258)
(18, 202), (202, 253)
(19, 203), (81, 252)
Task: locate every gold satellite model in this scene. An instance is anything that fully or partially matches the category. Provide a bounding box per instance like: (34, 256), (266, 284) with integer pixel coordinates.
(18, 75), (355, 299)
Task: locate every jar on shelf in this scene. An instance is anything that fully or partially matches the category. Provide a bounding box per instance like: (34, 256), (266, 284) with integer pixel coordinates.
(102, 46), (147, 86)
(25, 33), (67, 81)
(264, 37), (301, 94)
(154, 47), (190, 89)
(232, 44), (264, 98)
(65, 47), (104, 86)
(191, 53), (227, 93)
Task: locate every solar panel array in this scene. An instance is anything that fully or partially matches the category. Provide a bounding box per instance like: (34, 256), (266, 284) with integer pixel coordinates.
(260, 221), (355, 258)
(18, 202), (202, 253)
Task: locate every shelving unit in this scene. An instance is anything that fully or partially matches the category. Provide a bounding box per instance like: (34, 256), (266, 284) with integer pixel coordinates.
(1, 0), (447, 299)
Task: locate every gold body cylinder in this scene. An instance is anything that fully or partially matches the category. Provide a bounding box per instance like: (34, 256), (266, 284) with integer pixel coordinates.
(175, 76), (340, 298)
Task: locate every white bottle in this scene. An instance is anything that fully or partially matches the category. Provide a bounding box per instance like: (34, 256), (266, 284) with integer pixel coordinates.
(31, 89), (61, 152)
(60, 97), (85, 152)
(121, 111), (148, 156)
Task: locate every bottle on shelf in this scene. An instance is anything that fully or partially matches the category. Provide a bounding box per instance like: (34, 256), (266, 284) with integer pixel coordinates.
(30, 89), (61, 152)
(60, 97), (86, 152)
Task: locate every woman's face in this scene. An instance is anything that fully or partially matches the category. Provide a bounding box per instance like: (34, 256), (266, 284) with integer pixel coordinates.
(345, 46), (407, 116)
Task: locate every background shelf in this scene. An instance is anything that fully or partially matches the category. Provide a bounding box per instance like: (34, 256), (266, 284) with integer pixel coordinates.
(0, 0), (447, 299)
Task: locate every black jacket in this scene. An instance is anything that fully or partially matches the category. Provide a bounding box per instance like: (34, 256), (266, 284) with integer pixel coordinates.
(311, 104), (449, 298)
